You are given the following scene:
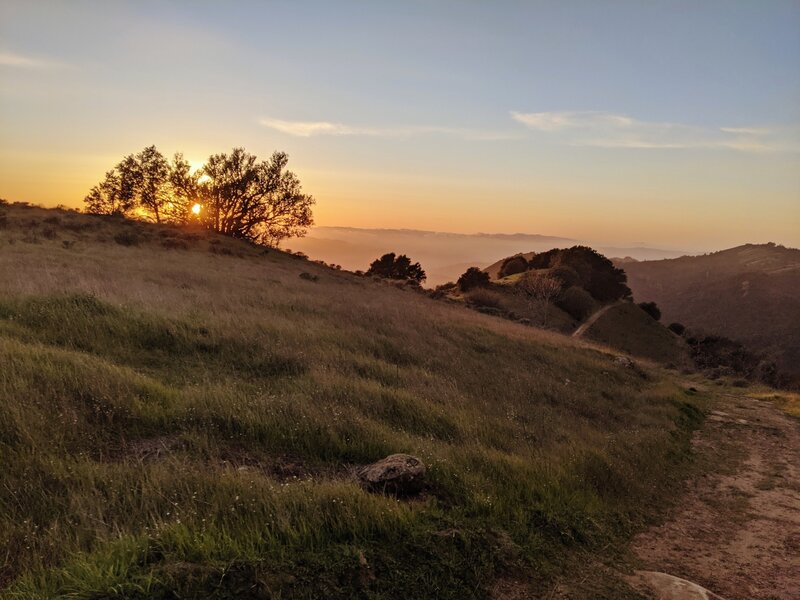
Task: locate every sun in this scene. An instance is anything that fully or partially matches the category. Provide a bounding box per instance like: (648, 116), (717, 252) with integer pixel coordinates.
(191, 203), (202, 215)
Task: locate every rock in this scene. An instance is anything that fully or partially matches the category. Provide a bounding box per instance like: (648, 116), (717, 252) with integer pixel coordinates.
(357, 453), (426, 495)
(631, 571), (727, 600)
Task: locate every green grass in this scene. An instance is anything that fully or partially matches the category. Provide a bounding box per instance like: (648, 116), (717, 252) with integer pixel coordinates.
(0, 204), (705, 598)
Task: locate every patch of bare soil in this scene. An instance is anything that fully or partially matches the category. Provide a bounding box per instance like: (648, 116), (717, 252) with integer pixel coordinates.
(632, 393), (800, 600)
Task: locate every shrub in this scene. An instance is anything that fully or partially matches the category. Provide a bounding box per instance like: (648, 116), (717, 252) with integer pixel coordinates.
(556, 286), (596, 320)
(638, 301), (661, 321)
(366, 252), (426, 283)
(457, 267), (491, 291)
(299, 272), (319, 282)
(465, 288), (505, 310)
(498, 255), (529, 278)
(667, 322), (686, 335)
(549, 265), (579, 288)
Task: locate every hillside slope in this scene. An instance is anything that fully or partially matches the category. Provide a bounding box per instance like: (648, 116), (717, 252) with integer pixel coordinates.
(622, 244), (800, 382)
(0, 204), (704, 598)
(582, 303), (687, 365)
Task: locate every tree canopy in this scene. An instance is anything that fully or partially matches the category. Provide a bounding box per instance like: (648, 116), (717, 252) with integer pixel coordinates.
(528, 246), (631, 302)
(84, 145), (314, 246)
(366, 253), (426, 283)
(200, 149), (314, 246)
(457, 267), (491, 291)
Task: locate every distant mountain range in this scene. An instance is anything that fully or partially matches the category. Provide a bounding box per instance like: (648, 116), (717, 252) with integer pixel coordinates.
(287, 226), (686, 285)
(621, 243), (800, 383)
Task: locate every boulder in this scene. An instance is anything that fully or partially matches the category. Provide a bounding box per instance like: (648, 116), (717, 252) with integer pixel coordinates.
(357, 454), (426, 495)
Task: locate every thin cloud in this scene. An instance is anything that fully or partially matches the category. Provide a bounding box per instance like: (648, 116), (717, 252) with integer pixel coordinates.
(512, 110), (789, 153)
(259, 118), (518, 141)
(0, 51), (66, 69)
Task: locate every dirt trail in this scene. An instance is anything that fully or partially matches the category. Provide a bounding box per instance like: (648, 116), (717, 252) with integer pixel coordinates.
(572, 302), (620, 338)
(631, 392), (800, 599)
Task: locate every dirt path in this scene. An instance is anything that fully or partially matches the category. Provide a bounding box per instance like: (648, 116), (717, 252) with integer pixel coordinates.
(572, 302), (620, 338)
(631, 392), (800, 599)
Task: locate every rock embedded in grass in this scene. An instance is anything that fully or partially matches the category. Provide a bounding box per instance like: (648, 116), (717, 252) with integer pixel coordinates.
(357, 454), (426, 496)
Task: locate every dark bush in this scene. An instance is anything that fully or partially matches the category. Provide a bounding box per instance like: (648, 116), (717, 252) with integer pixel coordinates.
(549, 265), (579, 288)
(556, 286), (596, 320)
(667, 322), (686, 335)
(498, 255), (529, 278)
(366, 252), (426, 283)
(638, 301), (661, 321)
(299, 272), (319, 282)
(457, 267), (491, 291)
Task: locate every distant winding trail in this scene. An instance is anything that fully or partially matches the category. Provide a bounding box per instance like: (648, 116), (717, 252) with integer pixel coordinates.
(630, 392), (800, 599)
(571, 302), (620, 338)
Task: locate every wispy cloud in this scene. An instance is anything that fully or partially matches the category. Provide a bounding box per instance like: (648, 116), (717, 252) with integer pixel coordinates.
(0, 51), (66, 69)
(259, 118), (517, 141)
(511, 110), (792, 153)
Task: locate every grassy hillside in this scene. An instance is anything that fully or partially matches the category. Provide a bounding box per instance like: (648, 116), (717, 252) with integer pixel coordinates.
(0, 204), (705, 598)
(622, 244), (800, 382)
(583, 303), (688, 366)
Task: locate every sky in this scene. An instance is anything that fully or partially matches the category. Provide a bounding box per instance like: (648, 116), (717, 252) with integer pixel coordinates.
(1, 0), (799, 251)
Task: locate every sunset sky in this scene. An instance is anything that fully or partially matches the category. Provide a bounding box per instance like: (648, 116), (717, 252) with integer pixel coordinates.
(1, 0), (799, 250)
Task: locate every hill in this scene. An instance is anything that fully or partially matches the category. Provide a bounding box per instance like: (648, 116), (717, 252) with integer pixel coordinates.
(0, 203), (706, 598)
(287, 227), (685, 285)
(581, 303), (687, 365)
(621, 244), (800, 384)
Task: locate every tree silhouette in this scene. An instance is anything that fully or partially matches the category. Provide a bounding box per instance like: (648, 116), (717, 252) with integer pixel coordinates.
(457, 267), (490, 291)
(200, 148), (314, 245)
(366, 253), (426, 283)
(84, 146), (314, 244)
(528, 246), (631, 301)
(84, 146), (180, 223)
(638, 301), (661, 321)
(498, 255), (529, 278)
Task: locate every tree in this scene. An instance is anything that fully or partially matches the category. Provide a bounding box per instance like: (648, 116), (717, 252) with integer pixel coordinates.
(638, 301), (661, 321)
(84, 146), (314, 243)
(366, 252), (426, 283)
(517, 272), (562, 326)
(527, 246), (631, 302)
(200, 148), (314, 246)
(84, 145), (186, 223)
(499, 255), (529, 278)
(556, 286), (596, 321)
(457, 267), (491, 291)
(84, 169), (133, 216)
(134, 146), (171, 223)
(165, 153), (200, 224)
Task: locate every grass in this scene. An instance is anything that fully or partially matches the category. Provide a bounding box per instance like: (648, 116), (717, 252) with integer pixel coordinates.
(0, 204), (706, 598)
(583, 302), (688, 366)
